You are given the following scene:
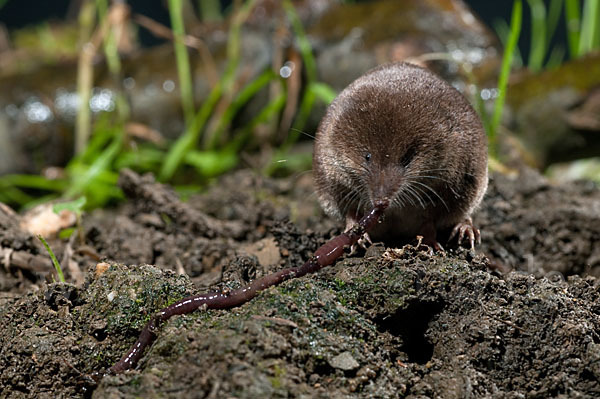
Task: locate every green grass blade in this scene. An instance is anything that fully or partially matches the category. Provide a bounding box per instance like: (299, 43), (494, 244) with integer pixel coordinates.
(492, 18), (523, 67)
(115, 146), (165, 170)
(309, 82), (337, 104)
(0, 174), (67, 192)
(95, 0), (122, 76)
(198, 0), (222, 21)
(281, 0), (321, 147)
(545, 45), (566, 69)
(222, 0), (259, 94)
(168, 0), (195, 126)
(75, 121), (115, 164)
(278, 80), (336, 155)
(0, 187), (34, 206)
(579, 0), (600, 54)
(285, 83), (316, 147)
(249, 91), (287, 128)
(282, 0), (317, 83)
(0, 174), (66, 208)
(206, 69), (277, 149)
(526, 0), (547, 71)
(234, 90), (287, 150)
(546, 0), (563, 43)
(65, 132), (122, 198)
(37, 235), (65, 283)
(184, 150), (238, 177)
(160, 81), (223, 180)
(590, 0), (600, 48)
(160, 134), (195, 181)
(489, 0), (522, 155)
(565, 0), (582, 57)
(53, 196), (87, 214)
(200, 0), (257, 148)
(162, 0), (258, 180)
(82, 175), (122, 208)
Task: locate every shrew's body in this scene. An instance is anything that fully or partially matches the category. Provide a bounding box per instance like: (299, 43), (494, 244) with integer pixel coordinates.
(313, 62), (488, 248)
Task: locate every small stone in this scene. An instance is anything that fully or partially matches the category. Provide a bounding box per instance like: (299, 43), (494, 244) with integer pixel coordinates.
(95, 262), (110, 278)
(329, 351), (359, 371)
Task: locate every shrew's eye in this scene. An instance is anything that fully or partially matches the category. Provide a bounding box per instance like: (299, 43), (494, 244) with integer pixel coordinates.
(400, 147), (415, 166)
(365, 153), (372, 162)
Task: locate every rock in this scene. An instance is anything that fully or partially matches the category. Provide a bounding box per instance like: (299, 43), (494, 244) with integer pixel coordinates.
(329, 351), (359, 371)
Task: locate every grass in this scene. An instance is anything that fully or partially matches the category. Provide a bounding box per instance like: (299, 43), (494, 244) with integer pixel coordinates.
(37, 235), (65, 283)
(96, 0), (122, 78)
(74, 0), (96, 155)
(485, 0), (600, 155)
(160, 0), (262, 181)
(3, 0), (598, 211)
(526, 0), (547, 72)
(1, 0), (336, 211)
(578, 0), (600, 54)
(495, 0), (600, 72)
(486, 0), (522, 156)
(265, 0), (337, 175)
(198, 0), (222, 22)
(168, 0), (195, 126)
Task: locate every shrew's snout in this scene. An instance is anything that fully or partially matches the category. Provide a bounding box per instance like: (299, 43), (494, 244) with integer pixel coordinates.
(369, 165), (404, 206)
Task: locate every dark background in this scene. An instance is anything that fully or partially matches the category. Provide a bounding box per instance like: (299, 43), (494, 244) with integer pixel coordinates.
(0, 0), (569, 64)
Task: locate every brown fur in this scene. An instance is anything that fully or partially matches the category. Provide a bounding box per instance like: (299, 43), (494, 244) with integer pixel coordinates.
(313, 62), (488, 243)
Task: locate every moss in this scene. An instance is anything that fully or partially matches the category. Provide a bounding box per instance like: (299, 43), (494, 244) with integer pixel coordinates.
(78, 263), (193, 334)
(308, 0), (416, 47)
(269, 363), (286, 389)
(507, 52), (600, 108)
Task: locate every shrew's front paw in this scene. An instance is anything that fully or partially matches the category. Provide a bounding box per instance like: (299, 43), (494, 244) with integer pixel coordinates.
(448, 217), (481, 250)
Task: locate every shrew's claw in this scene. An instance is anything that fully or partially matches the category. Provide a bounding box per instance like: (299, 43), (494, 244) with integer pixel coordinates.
(449, 218), (481, 249)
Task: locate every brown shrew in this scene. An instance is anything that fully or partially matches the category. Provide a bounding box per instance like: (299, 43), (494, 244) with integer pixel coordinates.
(313, 62), (488, 250)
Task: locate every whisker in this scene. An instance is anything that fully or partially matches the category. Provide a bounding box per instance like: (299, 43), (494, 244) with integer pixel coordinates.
(404, 184), (428, 209)
(410, 181), (449, 211)
(340, 190), (361, 216)
(413, 167), (477, 178)
(408, 174), (460, 199)
(400, 190), (415, 208)
(291, 128), (316, 140)
(394, 191), (410, 209)
(409, 174), (452, 184)
(396, 186), (417, 208)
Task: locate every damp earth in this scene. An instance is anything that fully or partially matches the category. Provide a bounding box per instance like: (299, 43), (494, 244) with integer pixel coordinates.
(1, 167), (599, 398)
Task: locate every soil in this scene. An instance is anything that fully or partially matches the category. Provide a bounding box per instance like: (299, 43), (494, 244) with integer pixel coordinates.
(1, 166), (599, 398)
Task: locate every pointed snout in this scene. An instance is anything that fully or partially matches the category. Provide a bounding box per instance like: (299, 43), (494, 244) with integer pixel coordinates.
(369, 165), (403, 208)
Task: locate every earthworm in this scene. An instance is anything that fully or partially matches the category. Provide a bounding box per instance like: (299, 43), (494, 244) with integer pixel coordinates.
(108, 201), (388, 374)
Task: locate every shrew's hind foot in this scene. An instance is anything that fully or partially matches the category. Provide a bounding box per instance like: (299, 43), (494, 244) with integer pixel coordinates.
(416, 235), (444, 253)
(448, 217), (481, 249)
(417, 220), (444, 252)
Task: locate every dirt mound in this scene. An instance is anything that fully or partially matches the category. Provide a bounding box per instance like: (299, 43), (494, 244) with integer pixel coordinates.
(1, 167), (599, 398)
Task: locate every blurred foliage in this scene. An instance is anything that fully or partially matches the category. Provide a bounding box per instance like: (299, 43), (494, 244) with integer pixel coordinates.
(1, 0), (598, 212)
(12, 23), (80, 60)
(0, 0), (336, 211)
(486, 0), (522, 156)
(494, 0), (599, 71)
(484, 0), (598, 157)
